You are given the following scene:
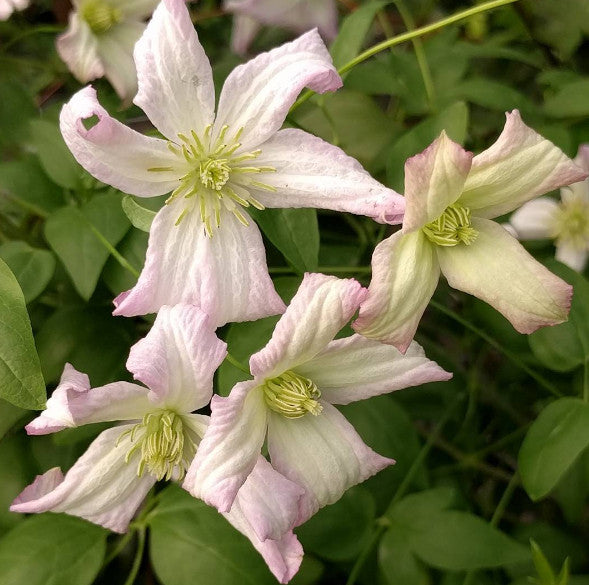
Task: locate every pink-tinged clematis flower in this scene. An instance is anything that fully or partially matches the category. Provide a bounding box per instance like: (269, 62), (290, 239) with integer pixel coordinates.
(11, 305), (304, 583)
(0, 0), (28, 20)
(57, 0), (160, 101)
(353, 112), (588, 352)
(184, 273), (452, 525)
(225, 0), (338, 56)
(60, 0), (404, 328)
(510, 144), (589, 272)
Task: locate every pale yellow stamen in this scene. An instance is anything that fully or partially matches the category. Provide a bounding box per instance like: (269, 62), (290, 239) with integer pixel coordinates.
(422, 203), (478, 247)
(263, 371), (323, 419)
(80, 0), (121, 34)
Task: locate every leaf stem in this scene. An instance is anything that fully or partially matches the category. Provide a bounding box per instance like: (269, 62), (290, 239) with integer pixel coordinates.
(122, 526), (145, 585)
(225, 352), (251, 375)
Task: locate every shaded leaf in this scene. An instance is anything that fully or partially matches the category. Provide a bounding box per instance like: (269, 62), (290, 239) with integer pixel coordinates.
(121, 195), (156, 232)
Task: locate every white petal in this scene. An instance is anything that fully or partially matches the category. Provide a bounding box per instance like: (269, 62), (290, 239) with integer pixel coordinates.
(230, 14), (261, 55)
(267, 403), (394, 524)
(354, 230), (440, 352)
(509, 197), (560, 240)
(134, 0), (215, 140)
(438, 218), (573, 334)
(555, 240), (588, 272)
(250, 273), (366, 379)
(112, 204), (285, 327)
(121, 0), (159, 18)
(296, 336), (452, 405)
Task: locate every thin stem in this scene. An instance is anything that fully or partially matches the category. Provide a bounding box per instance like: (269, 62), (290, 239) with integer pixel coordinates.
(584, 359), (589, 403)
(2, 25), (64, 51)
(122, 527), (145, 585)
(103, 531), (134, 567)
(225, 352), (250, 375)
(429, 300), (562, 399)
(472, 424), (530, 459)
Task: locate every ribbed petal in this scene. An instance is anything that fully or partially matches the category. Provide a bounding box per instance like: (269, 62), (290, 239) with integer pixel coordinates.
(133, 0), (215, 140)
(251, 129), (404, 224)
(438, 217), (573, 333)
(403, 131), (473, 232)
(354, 230), (440, 352)
(112, 204), (285, 327)
(460, 111), (587, 219)
(214, 29), (341, 150)
(509, 197), (560, 240)
(250, 273), (366, 379)
(60, 86), (179, 197)
(11, 426), (156, 533)
(296, 336), (452, 405)
(267, 402), (394, 525)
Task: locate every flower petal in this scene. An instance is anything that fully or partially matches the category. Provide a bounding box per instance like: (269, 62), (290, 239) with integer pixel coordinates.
(214, 29), (341, 150)
(267, 402), (394, 524)
(183, 382), (268, 513)
(251, 129), (405, 224)
(121, 0), (159, 18)
(353, 230), (440, 352)
(126, 305), (227, 412)
(113, 204), (285, 327)
(460, 110), (587, 219)
(438, 218), (572, 333)
(403, 131), (473, 232)
(250, 273), (366, 379)
(296, 336), (451, 405)
(555, 241), (588, 272)
(133, 0), (215, 140)
(11, 426), (156, 533)
(60, 86), (179, 196)
(509, 197), (560, 240)
(230, 14), (261, 55)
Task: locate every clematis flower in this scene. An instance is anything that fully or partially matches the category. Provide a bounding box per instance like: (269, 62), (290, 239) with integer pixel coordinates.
(11, 305), (305, 583)
(510, 144), (589, 272)
(60, 0), (405, 328)
(0, 0), (28, 20)
(353, 112), (587, 352)
(184, 273), (451, 525)
(57, 0), (160, 101)
(225, 0), (338, 56)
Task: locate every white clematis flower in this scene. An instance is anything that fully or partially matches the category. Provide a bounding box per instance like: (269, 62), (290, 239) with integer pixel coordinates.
(225, 0), (338, 55)
(0, 0), (28, 20)
(510, 144), (589, 272)
(60, 0), (404, 328)
(184, 273), (451, 525)
(353, 112), (587, 352)
(11, 305), (305, 584)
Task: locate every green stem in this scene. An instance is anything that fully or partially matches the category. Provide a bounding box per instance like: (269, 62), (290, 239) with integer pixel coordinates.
(429, 300), (562, 399)
(584, 359), (589, 403)
(472, 424), (530, 459)
(2, 25), (64, 51)
(122, 527), (145, 585)
(103, 531), (134, 567)
(225, 352), (251, 375)
(290, 0), (520, 113)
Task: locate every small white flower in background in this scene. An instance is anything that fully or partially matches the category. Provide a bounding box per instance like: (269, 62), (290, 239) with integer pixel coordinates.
(57, 0), (160, 101)
(0, 0), (28, 20)
(224, 0), (338, 55)
(510, 144), (589, 272)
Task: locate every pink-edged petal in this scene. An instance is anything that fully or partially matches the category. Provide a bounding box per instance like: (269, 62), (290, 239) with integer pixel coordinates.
(268, 402), (394, 525)
(555, 240), (588, 272)
(575, 144), (589, 172)
(296, 336), (451, 405)
(403, 131), (473, 232)
(134, 0), (215, 140)
(113, 204), (285, 327)
(438, 218), (572, 334)
(354, 230), (440, 352)
(230, 14), (261, 55)
(11, 426), (156, 533)
(56, 14), (104, 83)
(250, 273), (366, 379)
(460, 110), (588, 219)
(214, 29), (341, 150)
(126, 305), (227, 413)
(509, 197), (560, 240)
(60, 86), (179, 197)
(251, 129), (405, 224)
(183, 381), (268, 513)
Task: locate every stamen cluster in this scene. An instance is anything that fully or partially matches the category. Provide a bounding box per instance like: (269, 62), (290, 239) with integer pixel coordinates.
(263, 371), (323, 419)
(422, 203), (478, 247)
(79, 0), (121, 34)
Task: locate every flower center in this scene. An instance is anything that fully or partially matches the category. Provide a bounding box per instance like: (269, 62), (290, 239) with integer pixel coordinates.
(422, 203), (478, 247)
(119, 410), (197, 481)
(263, 371), (323, 419)
(80, 0), (121, 34)
(554, 195), (589, 250)
(149, 125), (276, 237)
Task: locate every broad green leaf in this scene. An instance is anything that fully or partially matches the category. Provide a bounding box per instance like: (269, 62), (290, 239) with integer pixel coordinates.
(0, 514), (106, 585)
(44, 192), (130, 300)
(0, 80), (35, 149)
(290, 556), (324, 585)
(519, 398), (589, 501)
(0, 258), (45, 409)
(248, 208), (319, 273)
(530, 540), (556, 585)
(148, 485), (277, 585)
(121, 195), (156, 232)
(544, 80), (589, 118)
(0, 241), (55, 303)
(379, 529), (429, 585)
(387, 487), (458, 523)
(450, 78), (532, 112)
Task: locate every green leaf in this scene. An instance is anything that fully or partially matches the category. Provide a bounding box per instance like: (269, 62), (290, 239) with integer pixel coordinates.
(450, 78), (532, 112)
(121, 195), (156, 232)
(44, 192), (130, 300)
(379, 530), (429, 585)
(0, 241), (55, 303)
(519, 398), (589, 501)
(544, 80), (589, 118)
(531, 540), (556, 585)
(0, 80), (35, 149)
(387, 487), (458, 523)
(103, 229), (148, 296)
(148, 485), (278, 585)
(248, 208), (319, 273)
(0, 398), (26, 441)
(0, 258), (45, 409)
(0, 514), (106, 585)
